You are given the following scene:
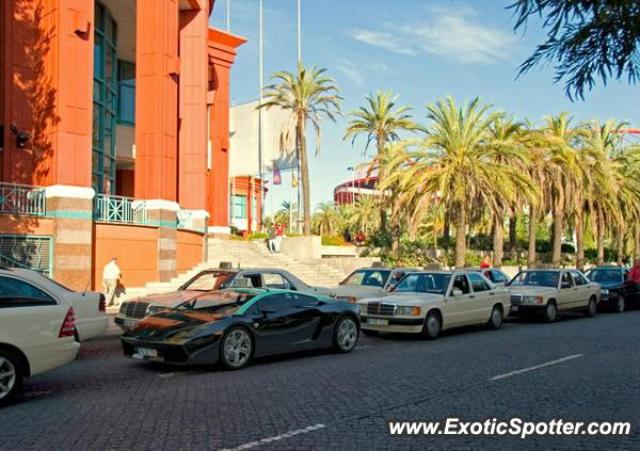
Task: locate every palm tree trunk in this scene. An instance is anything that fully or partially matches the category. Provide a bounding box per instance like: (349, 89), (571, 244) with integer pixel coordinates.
(493, 214), (504, 268)
(616, 226), (625, 266)
(596, 210), (605, 266)
(575, 207), (585, 271)
(527, 204), (537, 269)
(443, 210), (450, 249)
(297, 118), (312, 236)
(509, 212), (517, 261)
(454, 203), (466, 268)
(377, 139), (387, 234)
(551, 194), (564, 266)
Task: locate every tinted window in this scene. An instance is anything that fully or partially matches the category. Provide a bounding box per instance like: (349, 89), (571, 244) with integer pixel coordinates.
(452, 275), (471, 294)
(394, 273), (451, 295)
(257, 294), (292, 313)
(290, 293), (318, 307)
(561, 272), (573, 288)
(587, 269), (623, 284)
(342, 269), (390, 287)
(227, 274), (261, 289)
(182, 271), (235, 291)
(510, 271), (560, 288)
(468, 273), (491, 292)
(263, 273), (291, 290)
(571, 271), (588, 286)
(0, 277), (56, 307)
(487, 270), (507, 284)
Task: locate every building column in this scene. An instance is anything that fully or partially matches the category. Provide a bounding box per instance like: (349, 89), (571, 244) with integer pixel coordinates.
(207, 29), (246, 233)
(45, 185), (94, 291)
(134, 0), (179, 201)
(143, 200), (179, 282)
(178, 1), (208, 210)
(2, 0), (93, 187)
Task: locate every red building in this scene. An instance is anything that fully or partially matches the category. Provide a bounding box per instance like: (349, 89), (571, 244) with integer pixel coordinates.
(334, 175), (381, 205)
(0, 0), (255, 290)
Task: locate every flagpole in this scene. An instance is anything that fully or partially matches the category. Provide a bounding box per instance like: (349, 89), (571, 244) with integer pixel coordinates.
(296, 0), (303, 234)
(258, 0), (264, 231)
(226, 0), (231, 32)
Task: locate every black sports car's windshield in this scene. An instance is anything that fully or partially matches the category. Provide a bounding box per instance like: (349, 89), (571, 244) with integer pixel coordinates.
(510, 271), (559, 288)
(176, 291), (257, 313)
(182, 271), (236, 291)
(586, 269), (623, 284)
(393, 273), (451, 295)
(342, 269), (391, 288)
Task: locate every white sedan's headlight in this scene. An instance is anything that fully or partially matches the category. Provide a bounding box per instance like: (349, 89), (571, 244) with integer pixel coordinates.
(395, 306), (421, 316)
(523, 295), (544, 304)
(358, 304), (366, 315)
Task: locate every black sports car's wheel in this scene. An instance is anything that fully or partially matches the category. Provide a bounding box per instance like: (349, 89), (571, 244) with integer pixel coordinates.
(543, 301), (557, 323)
(420, 311), (441, 340)
(334, 317), (359, 353)
(487, 305), (503, 330)
(585, 296), (597, 317)
(219, 327), (253, 370)
(361, 329), (379, 337)
(614, 296), (626, 313)
(0, 350), (22, 407)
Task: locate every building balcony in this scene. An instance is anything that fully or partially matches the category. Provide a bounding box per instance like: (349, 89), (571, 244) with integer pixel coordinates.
(93, 194), (148, 225)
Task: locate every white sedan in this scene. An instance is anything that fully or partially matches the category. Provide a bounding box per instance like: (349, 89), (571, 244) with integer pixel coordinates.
(11, 269), (108, 341)
(1, 268), (81, 405)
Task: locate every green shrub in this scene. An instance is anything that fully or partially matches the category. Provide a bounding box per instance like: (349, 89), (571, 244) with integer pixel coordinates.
(321, 235), (346, 246)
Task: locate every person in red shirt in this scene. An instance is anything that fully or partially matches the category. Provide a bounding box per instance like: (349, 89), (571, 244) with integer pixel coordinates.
(273, 223), (284, 253)
(629, 259), (640, 284)
(479, 255), (491, 269)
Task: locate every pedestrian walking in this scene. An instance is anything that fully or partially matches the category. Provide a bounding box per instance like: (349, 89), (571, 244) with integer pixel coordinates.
(274, 223), (284, 253)
(102, 257), (122, 307)
(267, 225), (276, 253)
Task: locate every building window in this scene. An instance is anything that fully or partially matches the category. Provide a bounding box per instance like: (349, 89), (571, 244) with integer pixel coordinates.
(231, 195), (247, 219)
(93, 2), (117, 195)
(118, 61), (135, 126)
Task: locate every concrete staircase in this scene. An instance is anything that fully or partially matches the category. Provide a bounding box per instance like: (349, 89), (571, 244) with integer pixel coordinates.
(109, 238), (349, 309)
(208, 239), (349, 287)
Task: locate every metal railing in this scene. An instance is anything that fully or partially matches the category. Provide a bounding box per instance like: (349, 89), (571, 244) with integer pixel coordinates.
(0, 235), (53, 276)
(94, 194), (148, 225)
(0, 182), (46, 216)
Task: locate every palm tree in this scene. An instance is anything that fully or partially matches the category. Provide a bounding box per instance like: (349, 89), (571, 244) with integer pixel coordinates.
(344, 90), (419, 232)
(486, 118), (535, 268)
(261, 63), (341, 235)
(274, 201), (297, 232)
(312, 202), (341, 236)
(542, 113), (580, 266)
(381, 97), (536, 268)
(349, 195), (380, 236)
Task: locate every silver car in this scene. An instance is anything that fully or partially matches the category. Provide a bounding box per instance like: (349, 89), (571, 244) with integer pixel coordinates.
(115, 268), (329, 330)
(330, 267), (420, 303)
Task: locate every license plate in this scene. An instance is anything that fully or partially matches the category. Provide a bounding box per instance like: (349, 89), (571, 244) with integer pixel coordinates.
(601, 289), (609, 295)
(132, 347), (159, 360)
(511, 306), (519, 312)
(367, 318), (388, 326)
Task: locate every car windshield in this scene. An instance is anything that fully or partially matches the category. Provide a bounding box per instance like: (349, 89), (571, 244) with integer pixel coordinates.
(393, 273), (451, 295)
(586, 269), (623, 284)
(510, 271), (559, 288)
(176, 290), (257, 313)
(342, 269), (391, 288)
(181, 271), (236, 291)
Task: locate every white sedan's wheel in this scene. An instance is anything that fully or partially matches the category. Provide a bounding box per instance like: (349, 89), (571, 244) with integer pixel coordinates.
(487, 306), (503, 330)
(421, 312), (441, 340)
(0, 353), (20, 406)
(585, 297), (597, 317)
(543, 302), (557, 323)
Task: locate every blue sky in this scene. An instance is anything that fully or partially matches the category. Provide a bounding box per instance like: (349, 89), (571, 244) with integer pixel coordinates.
(210, 0), (639, 217)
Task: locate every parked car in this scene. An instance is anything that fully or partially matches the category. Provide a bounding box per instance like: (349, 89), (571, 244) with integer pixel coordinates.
(116, 268), (329, 331)
(508, 269), (600, 322)
(357, 270), (510, 339)
(330, 267), (421, 303)
(0, 267), (81, 406)
(10, 269), (108, 341)
(121, 288), (359, 370)
(585, 266), (637, 313)
(470, 268), (511, 287)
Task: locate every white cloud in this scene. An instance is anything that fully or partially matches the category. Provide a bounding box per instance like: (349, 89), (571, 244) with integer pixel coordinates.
(350, 30), (416, 55)
(336, 60), (365, 87)
(335, 59), (393, 87)
(350, 7), (515, 64)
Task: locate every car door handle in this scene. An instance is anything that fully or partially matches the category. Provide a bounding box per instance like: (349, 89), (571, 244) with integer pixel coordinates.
(469, 295), (476, 299)
(489, 292), (495, 296)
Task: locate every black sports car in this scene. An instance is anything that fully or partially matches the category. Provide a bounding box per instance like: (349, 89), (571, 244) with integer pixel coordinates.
(120, 288), (360, 370)
(585, 266), (639, 313)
